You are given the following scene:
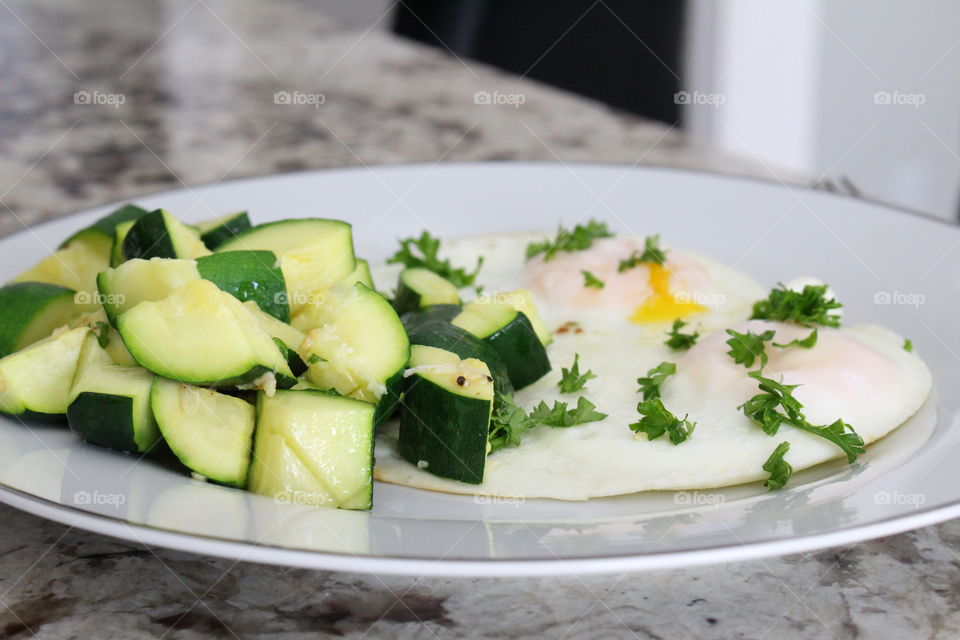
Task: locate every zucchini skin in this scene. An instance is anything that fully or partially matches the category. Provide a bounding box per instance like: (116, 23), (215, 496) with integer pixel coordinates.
(398, 375), (489, 484)
(392, 282), (423, 318)
(67, 392), (141, 453)
(0, 282), (76, 358)
(481, 312), (551, 390)
(59, 204), (148, 249)
(401, 314), (513, 396)
(373, 369), (403, 428)
(200, 212), (251, 250)
(121, 209), (176, 259)
(197, 250), (290, 323)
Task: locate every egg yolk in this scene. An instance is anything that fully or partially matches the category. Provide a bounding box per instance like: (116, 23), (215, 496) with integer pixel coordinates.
(629, 263), (707, 324)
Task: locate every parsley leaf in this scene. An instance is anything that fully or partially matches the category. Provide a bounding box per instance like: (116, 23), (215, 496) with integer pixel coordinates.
(773, 329), (818, 350)
(618, 234), (667, 271)
(581, 270), (605, 289)
(740, 371), (864, 462)
(637, 361), (676, 401)
(751, 284), (842, 328)
(903, 339), (913, 352)
(525, 220), (613, 261)
(529, 396), (608, 428)
(307, 353), (325, 365)
(726, 329), (775, 369)
(665, 319), (699, 351)
(763, 442), (793, 490)
(558, 353), (596, 394)
(94, 321), (111, 348)
(387, 231), (483, 287)
(487, 393), (536, 454)
(629, 398), (696, 445)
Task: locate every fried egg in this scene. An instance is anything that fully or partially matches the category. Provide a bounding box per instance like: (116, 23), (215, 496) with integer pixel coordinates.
(372, 234), (933, 499)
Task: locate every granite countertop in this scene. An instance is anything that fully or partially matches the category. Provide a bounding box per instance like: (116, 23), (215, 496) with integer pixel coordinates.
(0, 1), (956, 638)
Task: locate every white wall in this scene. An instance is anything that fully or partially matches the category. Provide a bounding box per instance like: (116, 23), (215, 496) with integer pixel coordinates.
(685, 0), (960, 219)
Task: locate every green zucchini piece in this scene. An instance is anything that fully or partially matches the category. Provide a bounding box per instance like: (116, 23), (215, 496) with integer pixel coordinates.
(197, 211), (251, 250)
(11, 244), (107, 311)
(248, 388), (375, 510)
(109, 220), (136, 267)
(67, 335), (160, 453)
(241, 301), (307, 376)
(216, 218), (355, 312)
(96, 258), (201, 325)
(337, 258), (374, 289)
(71, 308), (137, 366)
(0, 327), (88, 419)
(196, 250), (289, 322)
(452, 300), (551, 390)
(401, 313), (512, 395)
(151, 378), (255, 487)
(0, 282), (77, 358)
(393, 268), (461, 316)
(116, 279), (295, 389)
(121, 209), (211, 261)
(398, 345), (494, 484)
(297, 283), (409, 426)
(60, 204), (149, 259)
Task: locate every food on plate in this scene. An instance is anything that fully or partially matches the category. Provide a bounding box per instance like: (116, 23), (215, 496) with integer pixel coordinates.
(0, 206), (934, 510)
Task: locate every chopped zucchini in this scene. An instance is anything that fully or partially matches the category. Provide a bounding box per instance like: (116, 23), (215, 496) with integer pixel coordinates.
(151, 378), (255, 487)
(60, 204), (149, 259)
(216, 219), (355, 312)
(67, 334), (160, 453)
(393, 268), (460, 316)
(109, 220), (137, 267)
(499, 289), (553, 345)
(452, 296), (551, 390)
(116, 279), (295, 389)
(121, 209), (211, 260)
(0, 282), (77, 358)
(11, 243), (107, 311)
(196, 250), (289, 322)
(398, 345), (494, 484)
(339, 258), (374, 289)
(71, 308), (137, 366)
(401, 313), (512, 395)
(197, 211), (251, 250)
(241, 301), (307, 376)
(297, 283), (409, 425)
(96, 258), (201, 325)
(248, 388), (375, 510)
(0, 327), (88, 419)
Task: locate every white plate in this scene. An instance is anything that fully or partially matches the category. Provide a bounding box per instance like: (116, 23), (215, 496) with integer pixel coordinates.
(1, 163), (958, 577)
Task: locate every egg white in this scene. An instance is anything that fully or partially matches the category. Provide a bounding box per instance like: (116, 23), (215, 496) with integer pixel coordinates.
(372, 234), (933, 499)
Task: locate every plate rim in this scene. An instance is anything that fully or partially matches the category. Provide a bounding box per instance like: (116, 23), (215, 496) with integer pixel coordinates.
(3, 161), (957, 576)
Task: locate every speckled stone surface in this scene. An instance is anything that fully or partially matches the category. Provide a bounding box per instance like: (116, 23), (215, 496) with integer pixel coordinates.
(0, 1), (956, 638)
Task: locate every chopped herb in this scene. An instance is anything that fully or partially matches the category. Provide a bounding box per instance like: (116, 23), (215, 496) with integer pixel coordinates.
(774, 329), (818, 350)
(388, 230), (483, 287)
(629, 398), (696, 445)
(618, 234), (667, 271)
(581, 270), (605, 289)
(525, 219), (613, 261)
(903, 339), (913, 352)
(751, 284), (842, 328)
(637, 361), (676, 401)
(763, 442), (793, 490)
(307, 353), (325, 364)
(558, 353), (597, 394)
(474, 285), (486, 298)
(529, 396), (608, 428)
(94, 321), (111, 348)
(740, 370), (864, 462)
(487, 394), (607, 454)
(665, 319), (699, 351)
(726, 329), (775, 369)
